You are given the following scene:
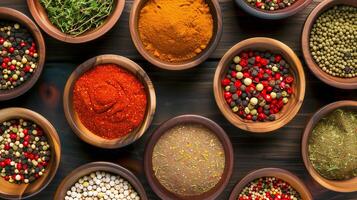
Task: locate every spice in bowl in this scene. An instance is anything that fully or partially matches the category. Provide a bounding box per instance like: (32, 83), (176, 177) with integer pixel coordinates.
(245, 0), (297, 11)
(221, 51), (294, 122)
(309, 6), (357, 78)
(138, 0), (213, 63)
(0, 119), (51, 184)
(73, 64), (147, 140)
(152, 123), (225, 196)
(308, 109), (357, 180)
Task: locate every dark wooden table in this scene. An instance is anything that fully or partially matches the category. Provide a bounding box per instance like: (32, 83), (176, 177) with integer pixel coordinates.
(0, 0), (356, 199)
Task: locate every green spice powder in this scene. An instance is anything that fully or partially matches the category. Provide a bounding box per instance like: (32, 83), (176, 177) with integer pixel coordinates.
(308, 109), (357, 180)
(152, 123), (225, 196)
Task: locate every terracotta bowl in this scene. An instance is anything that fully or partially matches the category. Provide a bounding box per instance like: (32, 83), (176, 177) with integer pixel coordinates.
(229, 168), (312, 200)
(63, 54), (156, 149)
(213, 37), (306, 133)
(301, 100), (357, 192)
(235, 0), (312, 20)
(301, 0), (357, 89)
(27, 0), (125, 43)
(144, 114), (234, 200)
(129, 0), (222, 70)
(0, 7), (45, 101)
(0, 108), (61, 199)
(54, 162), (148, 200)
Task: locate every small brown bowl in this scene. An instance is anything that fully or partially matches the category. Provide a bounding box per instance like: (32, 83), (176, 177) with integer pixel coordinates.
(301, 100), (357, 192)
(54, 162), (148, 200)
(144, 114), (234, 200)
(301, 0), (357, 90)
(229, 168), (312, 200)
(129, 0), (222, 70)
(27, 0), (125, 43)
(0, 108), (61, 199)
(63, 54), (156, 149)
(0, 7), (45, 101)
(213, 37), (306, 133)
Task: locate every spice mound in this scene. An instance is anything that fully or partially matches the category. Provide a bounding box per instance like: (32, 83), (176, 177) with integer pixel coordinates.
(0, 22), (39, 90)
(73, 64), (147, 140)
(221, 51), (294, 122)
(152, 123), (225, 196)
(65, 171), (140, 200)
(308, 109), (357, 180)
(309, 6), (357, 78)
(0, 119), (51, 184)
(238, 177), (302, 200)
(138, 0), (213, 63)
(245, 0), (297, 11)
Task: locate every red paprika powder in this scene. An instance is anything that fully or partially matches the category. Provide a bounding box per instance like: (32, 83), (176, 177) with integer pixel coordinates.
(73, 64), (147, 140)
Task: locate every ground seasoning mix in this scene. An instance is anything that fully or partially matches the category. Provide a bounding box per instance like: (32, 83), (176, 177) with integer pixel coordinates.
(73, 64), (147, 140)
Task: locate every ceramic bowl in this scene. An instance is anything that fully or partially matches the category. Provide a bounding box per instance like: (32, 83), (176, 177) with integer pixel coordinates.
(301, 100), (357, 192)
(229, 168), (312, 200)
(301, 0), (357, 89)
(0, 7), (45, 101)
(54, 162), (148, 200)
(144, 114), (234, 200)
(129, 0), (222, 70)
(27, 0), (125, 43)
(0, 108), (61, 199)
(213, 37), (305, 133)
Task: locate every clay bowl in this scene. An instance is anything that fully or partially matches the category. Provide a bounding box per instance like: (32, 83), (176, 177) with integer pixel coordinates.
(27, 0), (125, 43)
(0, 108), (61, 199)
(301, 100), (357, 192)
(235, 0), (312, 20)
(129, 0), (222, 70)
(301, 0), (357, 89)
(229, 168), (312, 200)
(144, 114), (234, 200)
(0, 7), (45, 101)
(213, 37), (306, 133)
(63, 54), (156, 149)
(54, 162), (148, 200)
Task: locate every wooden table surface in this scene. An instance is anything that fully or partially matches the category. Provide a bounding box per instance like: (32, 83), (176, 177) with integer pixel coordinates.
(0, 0), (356, 199)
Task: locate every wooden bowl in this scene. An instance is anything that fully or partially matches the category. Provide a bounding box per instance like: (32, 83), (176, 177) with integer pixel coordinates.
(0, 7), (45, 101)
(63, 54), (156, 149)
(0, 108), (61, 199)
(129, 0), (222, 70)
(144, 115), (234, 200)
(27, 0), (125, 43)
(235, 0), (312, 20)
(301, 100), (357, 192)
(54, 162), (148, 200)
(213, 37), (306, 133)
(229, 168), (312, 200)
(301, 0), (357, 89)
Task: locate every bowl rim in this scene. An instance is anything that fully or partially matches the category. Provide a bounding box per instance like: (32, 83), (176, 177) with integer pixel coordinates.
(0, 7), (46, 101)
(301, 100), (357, 192)
(26, 0), (125, 43)
(213, 37), (306, 133)
(229, 168), (313, 200)
(301, 0), (357, 90)
(63, 54), (156, 149)
(144, 114), (234, 200)
(129, 0), (223, 70)
(54, 161), (148, 200)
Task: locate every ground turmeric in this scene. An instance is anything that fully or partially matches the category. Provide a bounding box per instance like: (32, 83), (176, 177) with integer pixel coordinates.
(138, 0), (214, 63)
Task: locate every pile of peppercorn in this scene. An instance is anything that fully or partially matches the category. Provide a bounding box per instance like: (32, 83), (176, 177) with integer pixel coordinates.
(221, 50), (294, 122)
(0, 119), (51, 184)
(245, 0), (296, 11)
(0, 21), (39, 90)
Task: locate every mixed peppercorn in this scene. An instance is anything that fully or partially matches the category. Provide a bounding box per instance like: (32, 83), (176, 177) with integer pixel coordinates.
(221, 51), (294, 122)
(245, 0), (296, 11)
(0, 21), (39, 90)
(0, 119), (51, 184)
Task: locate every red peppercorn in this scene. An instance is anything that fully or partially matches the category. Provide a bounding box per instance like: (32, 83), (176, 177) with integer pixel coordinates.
(286, 87), (293, 94)
(8, 47), (14, 53)
(0, 38), (4, 44)
(23, 141), (29, 147)
(231, 71), (237, 77)
(4, 144), (10, 150)
(285, 76), (294, 84)
(265, 94), (272, 102)
(17, 163), (22, 170)
(3, 57), (10, 63)
(5, 158), (11, 165)
(23, 129), (28, 135)
(258, 113), (266, 121)
(9, 65), (16, 71)
(224, 91), (232, 100)
(246, 114), (252, 120)
(20, 42), (26, 47)
(0, 162), (5, 168)
(240, 59), (248, 67)
(275, 55), (282, 62)
(234, 80), (242, 87)
(1, 63), (7, 69)
(221, 78), (230, 86)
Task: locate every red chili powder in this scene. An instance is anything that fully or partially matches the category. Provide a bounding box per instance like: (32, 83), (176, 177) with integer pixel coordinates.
(73, 64), (147, 140)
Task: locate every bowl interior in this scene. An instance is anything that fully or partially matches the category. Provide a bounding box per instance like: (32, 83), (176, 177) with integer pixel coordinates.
(144, 115), (233, 200)
(0, 108), (60, 199)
